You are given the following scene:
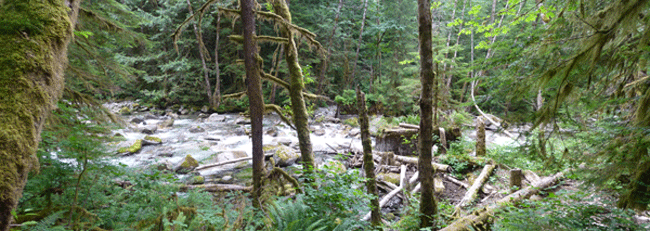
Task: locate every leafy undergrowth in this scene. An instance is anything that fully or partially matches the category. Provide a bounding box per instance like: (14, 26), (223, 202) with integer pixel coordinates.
(495, 189), (649, 230)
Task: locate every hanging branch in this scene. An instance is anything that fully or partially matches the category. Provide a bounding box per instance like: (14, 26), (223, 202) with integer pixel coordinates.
(264, 104), (296, 130)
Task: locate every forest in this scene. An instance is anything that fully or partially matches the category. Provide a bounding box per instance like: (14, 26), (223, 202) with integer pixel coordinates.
(1, 0), (649, 230)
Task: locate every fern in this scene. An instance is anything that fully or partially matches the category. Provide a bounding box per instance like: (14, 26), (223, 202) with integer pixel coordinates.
(267, 199), (327, 231)
(27, 210), (66, 231)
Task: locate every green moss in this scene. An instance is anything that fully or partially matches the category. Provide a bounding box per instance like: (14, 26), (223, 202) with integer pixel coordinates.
(234, 167), (253, 180)
(144, 135), (161, 143)
(180, 155), (199, 168)
(378, 173), (400, 185)
(119, 106), (132, 115)
(0, 0), (74, 216)
(118, 139), (143, 154)
(189, 175), (205, 184)
(343, 117), (359, 127)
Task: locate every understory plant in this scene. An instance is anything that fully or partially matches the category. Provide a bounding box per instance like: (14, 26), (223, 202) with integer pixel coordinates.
(494, 190), (646, 230)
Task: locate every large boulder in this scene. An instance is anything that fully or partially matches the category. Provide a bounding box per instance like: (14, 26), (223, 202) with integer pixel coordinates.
(158, 118), (174, 129)
(265, 145), (300, 167)
(377, 172), (401, 185)
(235, 117), (251, 125)
(174, 154), (199, 174)
(117, 139), (142, 155)
(189, 126), (205, 133)
(119, 106), (132, 115)
(130, 117), (145, 124)
(201, 105), (210, 113)
(142, 135), (162, 145)
(207, 113), (226, 122)
(141, 124), (158, 134)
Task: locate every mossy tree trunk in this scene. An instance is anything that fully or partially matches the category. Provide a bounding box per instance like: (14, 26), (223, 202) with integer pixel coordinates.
(356, 88), (380, 226)
(0, 0), (81, 230)
(272, 0), (315, 174)
(417, 0), (437, 228)
(241, 0), (265, 208)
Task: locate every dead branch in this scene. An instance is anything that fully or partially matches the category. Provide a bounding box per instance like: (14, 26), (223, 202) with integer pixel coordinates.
(362, 165), (408, 221)
(441, 171), (566, 231)
(179, 183), (252, 192)
(196, 153), (274, 171)
(393, 154), (451, 172)
(222, 91), (247, 99)
(264, 104), (295, 129)
(455, 164), (496, 212)
(261, 71), (290, 89)
(445, 175), (469, 189)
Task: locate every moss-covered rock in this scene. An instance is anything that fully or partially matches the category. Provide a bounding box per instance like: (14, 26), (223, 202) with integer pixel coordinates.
(188, 175), (205, 185)
(234, 167), (253, 180)
(378, 172), (401, 185)
(119, 106), (132, 115)
(343, 117), (359, 127)
(266, 145), (300, 167)
(175, 154), (199, 174)
(144, 135), (162, 143)
(118, 139), (143, 154)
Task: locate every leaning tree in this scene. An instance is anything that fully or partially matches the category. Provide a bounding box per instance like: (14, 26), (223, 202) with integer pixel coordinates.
(0, 0), (81, 230)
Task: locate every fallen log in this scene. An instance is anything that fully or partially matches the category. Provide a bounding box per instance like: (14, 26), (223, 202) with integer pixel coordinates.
(445, 175), (468, 189)
(362, 165), (412, 221)
(523, 170), (541, 184)
(399, 123), (420, 130)
(393, 155), (451, 172)
(179, 183), (252, 192)
(195, 153), (273, 171)
(455, 164), (496, 212)
(440, 171), (566, 231)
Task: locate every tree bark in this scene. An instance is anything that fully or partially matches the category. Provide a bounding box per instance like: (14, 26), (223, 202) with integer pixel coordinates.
(272, 0), (315, 174)
(509, 169), (522, 192)
(476, 118), (486, 156)
(356, 88), (381, 226)
(241, 0), (265, 208)
(0, 1), (81, 229)
(350, 0), (369, 83)
(417, 0), (437, 228)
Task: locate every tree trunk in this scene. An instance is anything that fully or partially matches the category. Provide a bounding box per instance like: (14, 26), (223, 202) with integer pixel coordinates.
(241, 0), (265, 208)
(476, 118), (486, 156)
(509, 169), (522, 192)
(356, 88), (380, 226)
(417, 0), (437, 228)
(0, 1), (81, 230)
(213, 12), (222, 109)
(350, 0), (369, 83)
(272, 0), (315, 174)
(317, 0), (344, 95)
(185, 0), (214, 108)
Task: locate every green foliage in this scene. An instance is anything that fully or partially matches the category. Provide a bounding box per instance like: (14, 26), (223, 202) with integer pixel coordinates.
(495, 190), (647, 230)
(26, 210), (67, 231)
(394, 114), (420, 125)
(297, 164), (372, 230)
(266, 198), (328, 231)
(440, 138), (483, 179)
